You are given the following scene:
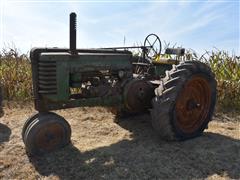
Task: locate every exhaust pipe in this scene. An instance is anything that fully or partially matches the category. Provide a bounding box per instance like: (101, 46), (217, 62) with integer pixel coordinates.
(70, 12), (77, 54)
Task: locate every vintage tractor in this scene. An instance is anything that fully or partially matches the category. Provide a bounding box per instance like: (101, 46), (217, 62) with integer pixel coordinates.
(22, 13), (217, 155)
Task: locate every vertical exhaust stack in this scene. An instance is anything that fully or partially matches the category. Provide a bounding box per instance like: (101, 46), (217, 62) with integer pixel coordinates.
(70, 12), (77, 54)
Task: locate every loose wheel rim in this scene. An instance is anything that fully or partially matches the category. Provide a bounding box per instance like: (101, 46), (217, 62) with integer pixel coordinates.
(35, 123), (65, 151)
(175, 75), (211, 134)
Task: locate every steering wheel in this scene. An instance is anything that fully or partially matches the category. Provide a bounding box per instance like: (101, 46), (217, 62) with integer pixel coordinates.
(143, 34), (162, 61)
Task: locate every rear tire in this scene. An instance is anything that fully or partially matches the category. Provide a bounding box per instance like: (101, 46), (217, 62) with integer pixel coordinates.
(151, 61), (217, 140)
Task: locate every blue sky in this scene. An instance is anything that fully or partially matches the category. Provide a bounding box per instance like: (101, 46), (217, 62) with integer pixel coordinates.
(0, 0), (239, 55)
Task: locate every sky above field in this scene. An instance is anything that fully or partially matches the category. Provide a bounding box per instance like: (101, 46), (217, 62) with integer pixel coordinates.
(0, 0), (239, 55)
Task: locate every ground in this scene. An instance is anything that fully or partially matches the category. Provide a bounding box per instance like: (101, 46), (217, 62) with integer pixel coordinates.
(0, 104), (239, 180)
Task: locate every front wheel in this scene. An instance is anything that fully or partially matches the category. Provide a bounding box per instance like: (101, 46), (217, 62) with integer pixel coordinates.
(151, 61), (217, 140)
(22, 112), (71, 155)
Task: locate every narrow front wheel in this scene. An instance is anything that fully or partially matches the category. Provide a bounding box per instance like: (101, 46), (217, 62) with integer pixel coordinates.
(22, 112), (71, 155)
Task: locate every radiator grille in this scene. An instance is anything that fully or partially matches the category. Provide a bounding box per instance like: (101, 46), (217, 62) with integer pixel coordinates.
(38, 60), (57, 94)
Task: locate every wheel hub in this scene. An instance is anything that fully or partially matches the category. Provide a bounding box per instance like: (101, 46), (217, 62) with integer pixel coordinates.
(186, 99), (200, 111)
(36, 123), (64, 151)
(124, 80), (155, 113)
(175, 75), (211, 133)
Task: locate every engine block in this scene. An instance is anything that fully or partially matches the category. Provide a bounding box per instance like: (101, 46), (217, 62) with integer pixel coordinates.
(31, 48), (133, 111)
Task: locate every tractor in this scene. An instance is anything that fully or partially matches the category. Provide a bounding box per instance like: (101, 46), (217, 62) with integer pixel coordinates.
(22, 13), (217, 155)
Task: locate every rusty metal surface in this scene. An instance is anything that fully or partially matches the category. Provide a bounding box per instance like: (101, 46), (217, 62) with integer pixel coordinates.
(175, 75), (211, 133)
(23, 112), (71, 155)
(35, 123), (64, 151)
(124, 80), (155, 113)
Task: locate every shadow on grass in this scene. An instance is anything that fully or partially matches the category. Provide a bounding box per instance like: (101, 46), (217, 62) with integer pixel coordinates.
(0, 123), (11, 144)
(30, 114), (240, 179)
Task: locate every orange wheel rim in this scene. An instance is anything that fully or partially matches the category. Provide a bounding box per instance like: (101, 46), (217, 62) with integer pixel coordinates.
(175, 75), (211, 133)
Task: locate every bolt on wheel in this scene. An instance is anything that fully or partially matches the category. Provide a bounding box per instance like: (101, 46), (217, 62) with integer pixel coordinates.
(175, 75), (211, 134)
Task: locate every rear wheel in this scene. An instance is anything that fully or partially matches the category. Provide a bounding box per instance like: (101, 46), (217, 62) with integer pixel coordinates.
(22, 112), (71, 155)
(151, 61), (217, 140)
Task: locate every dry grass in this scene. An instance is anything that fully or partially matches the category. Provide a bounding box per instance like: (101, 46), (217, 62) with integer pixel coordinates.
(0, 104), (239, 180)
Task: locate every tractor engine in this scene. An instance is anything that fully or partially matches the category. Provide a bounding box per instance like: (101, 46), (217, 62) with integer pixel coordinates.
(31, 48), (155, 113)
(31, 49), (135, 111)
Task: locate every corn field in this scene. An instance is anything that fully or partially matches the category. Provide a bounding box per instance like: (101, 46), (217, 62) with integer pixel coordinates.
(204, 51), (240, 111)
(0, 48), (32, 101)
(0, 47), (239, 111)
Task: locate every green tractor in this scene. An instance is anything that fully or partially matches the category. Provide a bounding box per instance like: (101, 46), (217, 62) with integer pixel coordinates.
(22, 13), (217, 155)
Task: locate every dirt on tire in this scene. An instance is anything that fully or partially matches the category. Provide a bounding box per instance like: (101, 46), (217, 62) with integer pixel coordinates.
(0, 104), (239, 179)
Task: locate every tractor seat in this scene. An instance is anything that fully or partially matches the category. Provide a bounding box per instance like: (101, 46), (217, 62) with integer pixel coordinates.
(152, 57), (178, 65)
(152, 48), (185, 65)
